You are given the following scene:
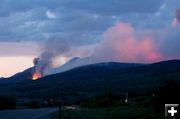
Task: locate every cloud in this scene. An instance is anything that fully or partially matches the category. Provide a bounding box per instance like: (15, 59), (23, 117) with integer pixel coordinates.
(60, 0), (163, 15)
(0, 0), (164, 17)
(0, 41), (40, 56)
(0, 0), (165, 44)
(46, 10), (57, 19)
(0, 0), (62, 17)
(160, 25), (180, 59)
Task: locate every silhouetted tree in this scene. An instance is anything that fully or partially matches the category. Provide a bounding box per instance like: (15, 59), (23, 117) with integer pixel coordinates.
(0, 96), (16, 110)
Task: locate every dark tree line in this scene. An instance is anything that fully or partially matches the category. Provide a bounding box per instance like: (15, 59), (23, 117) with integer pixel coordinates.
(0, 96), (16, 110)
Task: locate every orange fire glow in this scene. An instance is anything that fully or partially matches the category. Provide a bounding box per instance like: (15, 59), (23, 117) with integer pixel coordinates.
(32, 73), (41, 80)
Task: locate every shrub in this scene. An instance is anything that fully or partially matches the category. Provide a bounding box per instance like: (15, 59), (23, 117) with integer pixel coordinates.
(28, 101), (40, 108)
(0, 96), (16, 110)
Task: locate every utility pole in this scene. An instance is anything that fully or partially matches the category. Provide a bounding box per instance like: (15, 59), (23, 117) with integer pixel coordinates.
(58, 101), (61, 119)
(58, 88), (61, 119)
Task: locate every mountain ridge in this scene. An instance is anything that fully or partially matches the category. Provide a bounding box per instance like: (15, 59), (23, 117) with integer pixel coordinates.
(0, 59), (180, 99)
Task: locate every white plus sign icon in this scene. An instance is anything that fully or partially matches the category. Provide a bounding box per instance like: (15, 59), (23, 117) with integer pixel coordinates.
(165, 104), (179, 117)
(168, 107), (177, 116)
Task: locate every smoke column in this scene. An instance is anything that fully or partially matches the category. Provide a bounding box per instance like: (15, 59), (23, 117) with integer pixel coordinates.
(93, 23), (162, 63)
(33, 38), (71, 77)
(176, 9), (180, 22)
(172, 9), (180, 27)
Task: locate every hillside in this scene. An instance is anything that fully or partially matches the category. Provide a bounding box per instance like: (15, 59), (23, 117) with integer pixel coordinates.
(0, 60), (180, 100)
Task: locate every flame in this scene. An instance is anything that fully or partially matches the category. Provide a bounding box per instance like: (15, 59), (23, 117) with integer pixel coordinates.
(32, 72), (41, 80)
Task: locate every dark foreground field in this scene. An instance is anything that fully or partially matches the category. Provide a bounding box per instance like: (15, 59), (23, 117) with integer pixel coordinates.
(51, 101), (164, 119)
(0, 104), (163, 119)
(0, 108), (58, 119)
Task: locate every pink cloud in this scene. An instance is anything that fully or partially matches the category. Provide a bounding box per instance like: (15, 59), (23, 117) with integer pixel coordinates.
(94, 23), (162, 63)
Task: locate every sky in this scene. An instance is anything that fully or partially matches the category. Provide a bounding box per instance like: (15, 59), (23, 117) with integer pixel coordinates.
(0, 0), (180, 77)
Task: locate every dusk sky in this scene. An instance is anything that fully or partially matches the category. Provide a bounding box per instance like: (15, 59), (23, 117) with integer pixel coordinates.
(0, 0), (180, 77)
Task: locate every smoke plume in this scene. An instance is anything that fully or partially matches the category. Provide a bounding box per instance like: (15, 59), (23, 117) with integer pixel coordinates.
(93, 18), (180, 63)
(172, 9), (180, 27)
(33, 38), (71, 77)
(176, 9), (180, 22)
(93, 23), (162, 63)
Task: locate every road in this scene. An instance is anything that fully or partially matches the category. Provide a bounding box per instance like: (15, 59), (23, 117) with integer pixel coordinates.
(0, 108), (58, 119)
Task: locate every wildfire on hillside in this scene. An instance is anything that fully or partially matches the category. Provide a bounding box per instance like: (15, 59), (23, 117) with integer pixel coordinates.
(31, 57), (49, 80)
(32, 72), (41, 80)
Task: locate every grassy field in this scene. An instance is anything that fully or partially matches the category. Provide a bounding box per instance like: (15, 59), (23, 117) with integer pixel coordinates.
(52, 103), (163, 119)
